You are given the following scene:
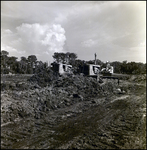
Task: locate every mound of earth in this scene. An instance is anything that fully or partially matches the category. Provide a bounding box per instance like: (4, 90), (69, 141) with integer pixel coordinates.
(1, 73), (146, 149)
(1, 74), (121, 124)
(28, 68), (59, 87)
(129, 74), (146, 83)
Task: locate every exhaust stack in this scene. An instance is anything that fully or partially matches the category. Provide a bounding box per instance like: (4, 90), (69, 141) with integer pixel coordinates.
(94, 53), (97, 65)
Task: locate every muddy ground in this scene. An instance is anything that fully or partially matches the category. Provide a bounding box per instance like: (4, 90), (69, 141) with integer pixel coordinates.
(1, 74), (146, 149)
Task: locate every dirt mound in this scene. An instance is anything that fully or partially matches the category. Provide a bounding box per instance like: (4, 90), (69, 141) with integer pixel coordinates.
(53, 75), (119, 97)
(1, 73), (146, 149)
(129, 74), (146, 82)
(28, 68), (59, 87)
(1, 74), (120, 124)
(1, 81), (146, 149)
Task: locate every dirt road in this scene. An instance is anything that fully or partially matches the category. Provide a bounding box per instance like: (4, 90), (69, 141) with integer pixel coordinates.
(1, 83), (146, 149)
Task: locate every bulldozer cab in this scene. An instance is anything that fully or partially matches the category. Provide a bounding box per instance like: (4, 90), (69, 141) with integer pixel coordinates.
(82, 64), (101, 77)
(52, 63), (72, 75)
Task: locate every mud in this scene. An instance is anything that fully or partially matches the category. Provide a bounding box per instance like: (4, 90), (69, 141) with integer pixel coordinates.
(1, 74), (146, 149)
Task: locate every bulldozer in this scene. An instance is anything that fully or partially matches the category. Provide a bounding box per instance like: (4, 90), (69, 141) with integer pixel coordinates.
(51, 53), (129, 84)
(81, 54), (122, 85)
(80, 62), (119, 84)
(51, 63), (72, 76)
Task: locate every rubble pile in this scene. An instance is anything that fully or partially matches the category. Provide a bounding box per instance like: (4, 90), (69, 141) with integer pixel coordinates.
(28, 68), (59, 87)
(1, 74), (120, 124)
(2, 71), (146, 125)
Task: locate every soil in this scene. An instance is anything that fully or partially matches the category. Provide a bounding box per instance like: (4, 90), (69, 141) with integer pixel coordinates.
(1, 73), (146, 149)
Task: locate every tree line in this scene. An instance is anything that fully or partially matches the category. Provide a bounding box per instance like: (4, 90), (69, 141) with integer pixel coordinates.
(1, 50), (146, 75)
(1, 50), (48, 74)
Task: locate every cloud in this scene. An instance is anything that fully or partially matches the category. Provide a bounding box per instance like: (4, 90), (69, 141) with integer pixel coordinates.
(43, 51), (50, 55)
(1, 44), (25, 59)
(1, 23), (66, 62)
(11, 38), (22, 45)
(4, 29), (13, 34)
(1, 1), (146, 63)
(81, 39), (96, 47)
(2, 45), (17, 52)
(16, 23), (48, 43)
(1, 29), (14, 40)
(41, 24), (66, 52)
(64, 1), (145, 44)
(54, 13), (68, 24)
(16, 23), (66, 53)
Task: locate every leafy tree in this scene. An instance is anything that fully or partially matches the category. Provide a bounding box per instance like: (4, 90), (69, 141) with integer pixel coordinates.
(1, 50), (9, 73)
(28, 55), (37, 66)
(86, 60), (95, 64)
(96, 59), (104, 66)
(73, 59), (86, 74)
(66, 52), (77, 65)
(52, 52), (77, 64)
(120, 61), (128, 74)
(32, 60), (49, 74)
(1, 50), (9, 56)
(27, 55), (37, 74)
(111, 61), (122, 73)
(7, 56), (18, 73)
(119, 61), (146, 74)
(20, 56), (28, 74)
(52, 52), (63, 63)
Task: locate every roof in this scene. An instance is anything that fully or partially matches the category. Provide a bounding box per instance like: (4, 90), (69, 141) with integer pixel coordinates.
(59, 63), (72, 67)
(87, 64), (101, 67)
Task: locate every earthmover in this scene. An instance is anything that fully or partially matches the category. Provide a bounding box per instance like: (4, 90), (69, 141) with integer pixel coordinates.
(81, 54), (121, 84)
(82, 54), (131, 85)
(51, 62), (72, 76)
(51, 53), (129, 85)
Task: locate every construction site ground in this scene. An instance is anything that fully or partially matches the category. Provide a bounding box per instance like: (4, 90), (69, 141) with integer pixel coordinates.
(1, 74), (146, 149)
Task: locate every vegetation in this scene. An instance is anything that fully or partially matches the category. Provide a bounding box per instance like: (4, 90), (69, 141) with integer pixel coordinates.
(1, 50), (146, 74)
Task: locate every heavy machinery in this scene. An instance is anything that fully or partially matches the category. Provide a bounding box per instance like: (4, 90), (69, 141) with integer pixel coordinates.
(82, 64), (101, 77)
(80, 54), (120, 84)
(100, 61), (120, 84)
(51, 63), (72, 76)
(51, 53), (129, 84)
(80, 63), (119, 84)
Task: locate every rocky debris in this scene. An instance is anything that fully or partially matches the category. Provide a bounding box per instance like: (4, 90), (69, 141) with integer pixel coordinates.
(129, 74), (146, 83)
(113, 88), (126, 94)
(28, 68), (59, 87)
(1, 73), (146, 125)
(1, 73), (146, 149)
(1, 74), (121, 125)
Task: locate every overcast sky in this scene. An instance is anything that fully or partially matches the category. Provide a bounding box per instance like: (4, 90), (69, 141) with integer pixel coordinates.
(1, 1), (146, 63)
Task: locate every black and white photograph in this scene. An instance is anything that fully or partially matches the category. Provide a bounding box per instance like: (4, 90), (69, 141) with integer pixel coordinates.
(1, 1), (146, 149)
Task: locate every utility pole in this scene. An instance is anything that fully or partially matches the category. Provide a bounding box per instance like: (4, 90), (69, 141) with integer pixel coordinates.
(94, 53), (97, 65)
